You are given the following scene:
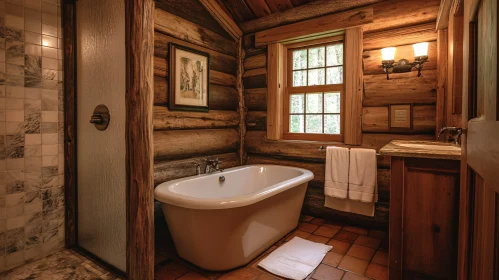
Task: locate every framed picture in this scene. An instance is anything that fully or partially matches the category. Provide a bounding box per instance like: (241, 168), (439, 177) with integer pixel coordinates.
(169, 43), (210, 111)
(389, 104), (412, 129)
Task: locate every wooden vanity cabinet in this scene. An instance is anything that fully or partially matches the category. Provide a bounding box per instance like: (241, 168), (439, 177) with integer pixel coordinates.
(389, 157), (460, 279)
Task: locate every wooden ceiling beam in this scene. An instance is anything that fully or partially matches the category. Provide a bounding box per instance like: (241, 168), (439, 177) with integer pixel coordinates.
(240, 0), (383, 34)
(198, 0), (243, 40)
(255, 7), (373, 47)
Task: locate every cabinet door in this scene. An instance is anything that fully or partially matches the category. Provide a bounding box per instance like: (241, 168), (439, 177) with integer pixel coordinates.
(390, 157), (460, 279)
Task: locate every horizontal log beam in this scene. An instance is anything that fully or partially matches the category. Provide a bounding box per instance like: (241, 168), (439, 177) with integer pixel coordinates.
(363, 70), (437, 106)
(240, 0), (383, 34)
(154, 128), (239, 160)
(154, 0), (234, 41)
(246, 110), (266, 130)
(154, 152), (240, 185)
(244, 53), (266, 70)
(362, 105), (436, 133)
(255, 7), (373, 47)
(154, 56), (236, 87)
(363, 0), (441, 33)
(245, 130), (434, 160)
(363, 41), (437, 75)
(153, 106), (239, 130)
(363, 22), (437, 51)
(154, 77), (239, 110)
(154, 32), (237, 75)
(244, 88), (267, 110)
(243, 68), (267, 89)
(154, 8), (237, 56)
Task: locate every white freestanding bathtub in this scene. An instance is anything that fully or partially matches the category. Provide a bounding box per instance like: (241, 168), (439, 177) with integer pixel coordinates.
(154, 164), (314, 271)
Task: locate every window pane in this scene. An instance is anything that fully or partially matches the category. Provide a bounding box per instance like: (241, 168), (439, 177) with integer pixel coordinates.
(326, 44), (343, 66)
(308, 46), (325, 68)
(324, 114), (340, 134)
(306, 115), (322, 133)
(290, 115), (304, 133)
(290, 94), (304, 113)
(293, 49), (307, 70)
(293, 70), (307, 86)
(324, 92), (341, 113)
(308, 69), (325, 85)
(306, 93), (322, 113)
(326, 66), (343, 84)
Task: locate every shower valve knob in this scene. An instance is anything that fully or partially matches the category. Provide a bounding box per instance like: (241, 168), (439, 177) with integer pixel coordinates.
(90, 104), (111, 131)
(90, 114), (104, 124)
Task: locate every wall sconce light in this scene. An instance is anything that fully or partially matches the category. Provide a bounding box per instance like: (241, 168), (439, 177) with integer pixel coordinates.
(380, 42), (429, 80)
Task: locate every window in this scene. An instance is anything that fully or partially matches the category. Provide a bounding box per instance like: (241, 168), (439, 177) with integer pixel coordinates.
(283, 37), (345, 141)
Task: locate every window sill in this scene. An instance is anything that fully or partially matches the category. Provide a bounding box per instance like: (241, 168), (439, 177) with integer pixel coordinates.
(282, 132), (344, 142)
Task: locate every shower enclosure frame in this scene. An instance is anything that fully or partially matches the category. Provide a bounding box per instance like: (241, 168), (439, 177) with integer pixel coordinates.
(62, 0), (155, 279)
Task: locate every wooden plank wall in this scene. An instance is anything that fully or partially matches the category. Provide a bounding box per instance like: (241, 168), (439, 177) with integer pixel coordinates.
(153, 0), (242, 186)
(243, 0), (439, 228)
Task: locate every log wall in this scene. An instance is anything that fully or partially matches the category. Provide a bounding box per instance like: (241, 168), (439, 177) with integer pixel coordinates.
(153, 1), (242, 186)
(242, 0), (440, 228)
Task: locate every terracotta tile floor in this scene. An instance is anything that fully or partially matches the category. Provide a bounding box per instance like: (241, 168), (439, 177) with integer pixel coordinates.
(155, 215), (389, 280)
(0, 249), (121, 280)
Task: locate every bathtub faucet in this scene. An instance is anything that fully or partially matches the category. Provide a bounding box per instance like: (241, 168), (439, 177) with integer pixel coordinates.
(204, 158), (224, 174)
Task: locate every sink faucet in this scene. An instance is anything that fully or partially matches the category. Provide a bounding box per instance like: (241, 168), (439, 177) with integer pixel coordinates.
(437, 127), (462, 145)
(204, 158), (224, 174)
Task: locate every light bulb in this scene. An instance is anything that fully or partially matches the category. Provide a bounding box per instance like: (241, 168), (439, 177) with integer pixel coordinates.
(413, 42), (429, 57)
(381, 47), (396, 61)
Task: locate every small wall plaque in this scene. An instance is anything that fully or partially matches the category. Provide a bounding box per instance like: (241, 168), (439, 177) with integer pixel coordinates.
(389, 104), (412, 129)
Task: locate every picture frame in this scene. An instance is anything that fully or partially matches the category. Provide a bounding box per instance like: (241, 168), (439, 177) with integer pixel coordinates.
(389, 104), (413, 130)
(168, 43), (210, 112)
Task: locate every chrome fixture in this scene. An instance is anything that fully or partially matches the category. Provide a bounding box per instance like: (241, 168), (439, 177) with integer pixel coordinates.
(90, 104), (110, 131)
(437, 127), (463, 145)
(194, 163), (201, 175)
(380, 42), (429, 80)
(204, 158), (224, 174)
(219, 176), (225, 183)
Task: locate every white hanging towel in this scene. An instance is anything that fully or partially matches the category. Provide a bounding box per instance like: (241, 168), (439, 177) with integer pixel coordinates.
(258, 237), (332, 280)
(324, 146), (349, 199)
(348, 148), (377, 203)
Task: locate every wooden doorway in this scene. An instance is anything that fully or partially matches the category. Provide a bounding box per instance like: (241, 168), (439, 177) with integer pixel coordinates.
(458, 0), (499, 279)
(62, 0), (154, 279)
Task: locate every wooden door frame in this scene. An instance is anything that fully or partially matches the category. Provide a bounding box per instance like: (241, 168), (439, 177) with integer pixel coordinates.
(62, 0), (155, 279)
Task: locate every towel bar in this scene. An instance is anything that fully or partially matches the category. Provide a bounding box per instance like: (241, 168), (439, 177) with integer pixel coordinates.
(318, 145), (381, 156)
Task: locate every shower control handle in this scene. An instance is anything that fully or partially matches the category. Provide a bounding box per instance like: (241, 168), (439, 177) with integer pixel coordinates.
(90, 114), (104, 124)
(90, 104), (111, 131)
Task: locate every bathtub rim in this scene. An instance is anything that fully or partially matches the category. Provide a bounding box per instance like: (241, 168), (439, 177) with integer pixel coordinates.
(154, 164), (314, 210)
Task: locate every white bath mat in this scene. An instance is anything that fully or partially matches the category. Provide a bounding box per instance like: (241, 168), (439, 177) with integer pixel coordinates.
(258, 237), (332, 280)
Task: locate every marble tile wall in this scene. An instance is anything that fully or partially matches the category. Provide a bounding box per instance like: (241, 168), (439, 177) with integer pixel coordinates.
(0, 0), (64, 272)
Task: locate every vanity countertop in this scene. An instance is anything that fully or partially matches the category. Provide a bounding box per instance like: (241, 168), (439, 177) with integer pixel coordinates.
(379, 140), (461, 160)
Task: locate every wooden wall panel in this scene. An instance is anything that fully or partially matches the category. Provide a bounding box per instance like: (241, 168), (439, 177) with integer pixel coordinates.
(363, 70), (437, 106)
(154, 128), (240, 161)
(153, 6), (241, 193)
(154, 152), (240, 185)
(155, 8), (237, 56)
